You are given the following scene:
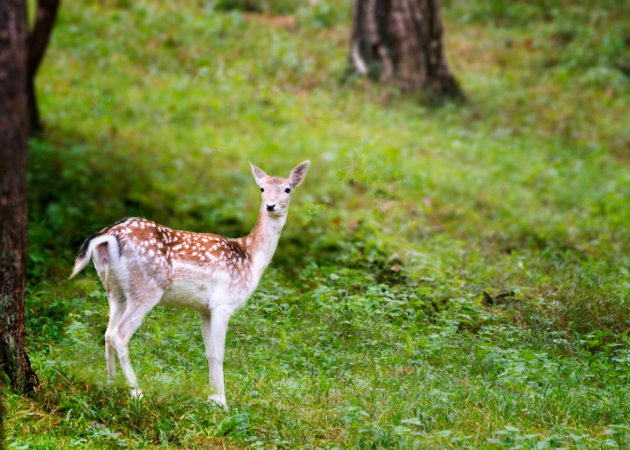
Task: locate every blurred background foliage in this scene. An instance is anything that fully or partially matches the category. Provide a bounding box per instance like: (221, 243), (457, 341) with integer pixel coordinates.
(8, 0), (630, 446)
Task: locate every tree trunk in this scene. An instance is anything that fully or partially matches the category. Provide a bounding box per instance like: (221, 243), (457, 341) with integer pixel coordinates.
(0, 0), (38, 394)
(350, 0), (463, 101)
(27, 76), (41, 134)
(26, 0), (60, 133)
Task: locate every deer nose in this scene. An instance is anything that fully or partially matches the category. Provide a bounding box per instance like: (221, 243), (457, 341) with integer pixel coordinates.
(266, 203), (276, 211)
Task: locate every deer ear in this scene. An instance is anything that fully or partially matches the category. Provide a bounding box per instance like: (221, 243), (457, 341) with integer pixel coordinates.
(249, 162), (268, 186)
(289, 161), (310, 188)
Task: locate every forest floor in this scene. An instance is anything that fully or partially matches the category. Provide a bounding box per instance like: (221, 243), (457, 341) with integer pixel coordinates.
(5, 0), (630, 447)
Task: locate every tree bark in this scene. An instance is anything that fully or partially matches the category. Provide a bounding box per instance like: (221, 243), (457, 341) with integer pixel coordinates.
(350, 0), (463, 101)
(0, 0), (38, 394)
(26, 0), (60, 133)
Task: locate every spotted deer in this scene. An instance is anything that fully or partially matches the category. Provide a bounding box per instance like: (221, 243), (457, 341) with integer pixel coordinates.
(70, 161), (310, 408)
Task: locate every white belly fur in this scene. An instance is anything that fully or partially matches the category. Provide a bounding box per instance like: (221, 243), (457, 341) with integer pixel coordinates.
(160, 262), (254, 312)
(160, 280), (214, 310)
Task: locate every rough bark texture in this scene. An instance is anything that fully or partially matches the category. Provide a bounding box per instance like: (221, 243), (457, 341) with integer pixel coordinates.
(350, 0), (463, 100)
(0, 0), (38, 394)
(27, 0), (60, 133)
(0, 381), (4, 445)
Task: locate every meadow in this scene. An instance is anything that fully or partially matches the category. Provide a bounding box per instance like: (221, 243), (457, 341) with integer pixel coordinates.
(5, 0), (630, 447)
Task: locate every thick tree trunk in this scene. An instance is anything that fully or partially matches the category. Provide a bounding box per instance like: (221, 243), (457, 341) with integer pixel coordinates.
(0, 0), (38, 394)
(350, 0), (463, 101)
(26, 0), (60, 133)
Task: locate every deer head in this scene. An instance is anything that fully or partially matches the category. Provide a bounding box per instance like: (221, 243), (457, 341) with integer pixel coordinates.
(250, 161), (310, 218)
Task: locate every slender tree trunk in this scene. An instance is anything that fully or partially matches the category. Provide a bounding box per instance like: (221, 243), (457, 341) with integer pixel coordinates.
(26, 0), (60, 133)
(0, 0), (38, 394)
(350, 0), (463, 101)
(27, 76), (41, 134)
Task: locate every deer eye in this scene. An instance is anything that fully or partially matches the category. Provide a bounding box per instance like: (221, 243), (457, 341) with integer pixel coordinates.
(260, 187), (264, 192)
(285, 187), (291, 194)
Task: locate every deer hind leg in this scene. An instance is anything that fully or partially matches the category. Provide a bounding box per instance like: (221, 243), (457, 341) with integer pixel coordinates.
(104, 284), (125, 381)
(95, 245), (125, 383)
(110, 282), (163, 398)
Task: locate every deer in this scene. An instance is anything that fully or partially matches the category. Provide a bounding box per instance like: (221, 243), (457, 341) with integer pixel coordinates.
(69, 161), (310, 408)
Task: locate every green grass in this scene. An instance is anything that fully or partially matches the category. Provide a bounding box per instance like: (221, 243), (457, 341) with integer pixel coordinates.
(6, 0), (630, 447)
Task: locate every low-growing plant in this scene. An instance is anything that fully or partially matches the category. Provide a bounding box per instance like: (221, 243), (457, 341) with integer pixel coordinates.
(6, 0), (629, 447)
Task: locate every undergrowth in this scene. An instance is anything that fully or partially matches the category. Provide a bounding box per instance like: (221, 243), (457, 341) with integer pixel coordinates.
(5, 0), (630, 447)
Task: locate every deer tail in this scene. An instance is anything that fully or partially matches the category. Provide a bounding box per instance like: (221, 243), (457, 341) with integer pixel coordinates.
(69, 234), (119, 279)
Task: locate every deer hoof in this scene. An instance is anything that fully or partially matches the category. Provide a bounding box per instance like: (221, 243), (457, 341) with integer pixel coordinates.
(130, 388), (144, 399)
(208, 394), (227, 409)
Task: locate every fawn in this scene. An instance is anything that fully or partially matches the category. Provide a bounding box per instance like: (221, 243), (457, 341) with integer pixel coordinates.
(70, 161), (310, 408)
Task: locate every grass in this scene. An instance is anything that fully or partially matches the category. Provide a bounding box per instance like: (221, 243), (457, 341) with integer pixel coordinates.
(5, 0), (630, 447)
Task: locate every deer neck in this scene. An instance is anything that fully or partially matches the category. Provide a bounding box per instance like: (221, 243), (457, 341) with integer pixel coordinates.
(242, 206), (287, 281)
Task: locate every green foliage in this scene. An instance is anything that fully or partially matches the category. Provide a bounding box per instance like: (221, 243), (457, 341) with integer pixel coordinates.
(445, 0), (630, 88)
(7, 0), (630, 447)
(214, 0), (305, 14)
(212, 0), (350, 27)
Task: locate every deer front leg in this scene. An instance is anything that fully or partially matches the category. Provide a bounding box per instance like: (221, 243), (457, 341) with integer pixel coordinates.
(201, 307), (231, 408)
